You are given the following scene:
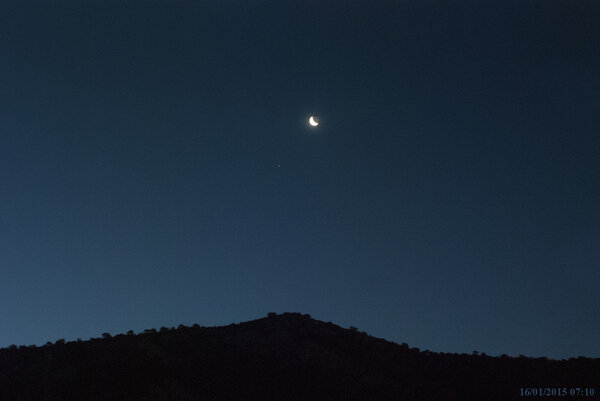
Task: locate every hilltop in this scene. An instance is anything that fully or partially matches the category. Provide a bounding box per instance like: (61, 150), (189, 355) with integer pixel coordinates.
(0, 312), (598, 400)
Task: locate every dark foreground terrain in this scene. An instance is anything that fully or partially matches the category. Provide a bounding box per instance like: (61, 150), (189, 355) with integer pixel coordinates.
(1, 312), (598, 401)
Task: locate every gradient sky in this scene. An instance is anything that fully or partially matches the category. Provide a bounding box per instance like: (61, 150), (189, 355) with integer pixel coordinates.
(1, 0), (599, 359)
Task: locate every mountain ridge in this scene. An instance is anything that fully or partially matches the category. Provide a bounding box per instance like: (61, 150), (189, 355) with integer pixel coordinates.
(1, 312), (598, 401)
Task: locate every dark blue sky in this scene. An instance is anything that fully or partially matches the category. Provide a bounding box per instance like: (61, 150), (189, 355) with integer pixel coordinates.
(1, 0), (598, 359)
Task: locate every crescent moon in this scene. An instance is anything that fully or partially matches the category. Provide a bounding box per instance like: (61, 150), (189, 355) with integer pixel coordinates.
(309, 116), (319, 127)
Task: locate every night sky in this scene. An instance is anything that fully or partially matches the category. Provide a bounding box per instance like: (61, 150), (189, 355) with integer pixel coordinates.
(1, 0), (599, 359)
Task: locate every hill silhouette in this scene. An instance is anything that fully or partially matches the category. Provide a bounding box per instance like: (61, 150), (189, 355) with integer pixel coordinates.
(0, 312), (598, 400)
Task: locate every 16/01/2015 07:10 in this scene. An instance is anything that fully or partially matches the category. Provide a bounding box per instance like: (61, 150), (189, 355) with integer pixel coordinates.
(520, 388), (595, 397)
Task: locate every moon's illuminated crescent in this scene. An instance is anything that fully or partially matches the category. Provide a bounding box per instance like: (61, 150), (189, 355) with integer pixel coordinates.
(309, 116), (319, 127)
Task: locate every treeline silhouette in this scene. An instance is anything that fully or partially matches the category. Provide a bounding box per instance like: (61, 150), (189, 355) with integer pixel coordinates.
(0, 312), (598, 401)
